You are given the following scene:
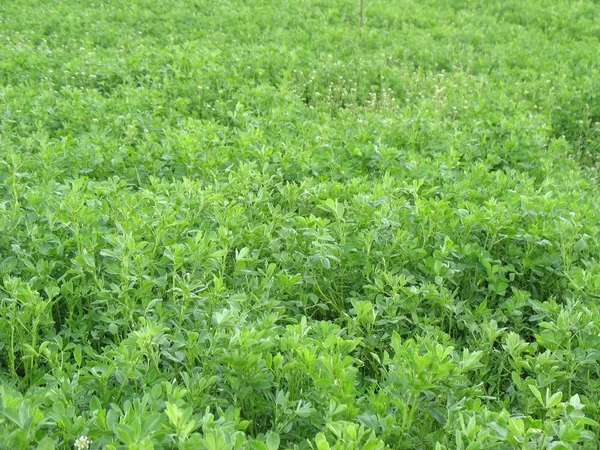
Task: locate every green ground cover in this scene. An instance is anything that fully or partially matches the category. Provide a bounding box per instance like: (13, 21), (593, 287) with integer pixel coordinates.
(1, 0), (600, 448)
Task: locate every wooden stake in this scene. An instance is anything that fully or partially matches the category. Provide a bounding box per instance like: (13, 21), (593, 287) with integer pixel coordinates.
(359, 0), (364, 28)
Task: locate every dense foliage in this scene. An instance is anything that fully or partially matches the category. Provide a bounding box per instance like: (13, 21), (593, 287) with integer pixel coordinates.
(1, 0), (600, 448)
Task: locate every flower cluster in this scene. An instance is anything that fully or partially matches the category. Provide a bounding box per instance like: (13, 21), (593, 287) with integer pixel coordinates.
(74, 435), (91, 450)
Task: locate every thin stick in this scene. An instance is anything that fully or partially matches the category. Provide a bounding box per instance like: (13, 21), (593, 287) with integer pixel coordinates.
(359, 0), (364, 28)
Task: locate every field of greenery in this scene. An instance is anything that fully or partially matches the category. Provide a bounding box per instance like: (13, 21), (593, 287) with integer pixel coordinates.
(1, 0), (600, 448)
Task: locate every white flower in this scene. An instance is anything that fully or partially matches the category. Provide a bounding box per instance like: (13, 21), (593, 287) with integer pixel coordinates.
(74, 435), (91, 450)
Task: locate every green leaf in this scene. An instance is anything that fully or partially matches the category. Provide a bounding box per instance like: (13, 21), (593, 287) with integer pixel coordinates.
(528, 385), (544, 407)
(295, 403), (314, 418)
(37, 437), (56, 450)
(74, 344), (82, 366)
(427, 407), (447, 425)
(89, 396), (102, 412)
(546, 390), (563, 409)
(460, 349), (483, 371)
(140, 413), (163, 437)
(265, 431), (280, 450)
(315, 433), (330, 450)
(114, 423), (135, 445)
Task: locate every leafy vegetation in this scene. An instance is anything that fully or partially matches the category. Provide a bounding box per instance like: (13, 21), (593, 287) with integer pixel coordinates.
(1, 0), (600, 448)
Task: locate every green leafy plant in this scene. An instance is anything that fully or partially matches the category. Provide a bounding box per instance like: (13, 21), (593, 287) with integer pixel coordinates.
(1, 0), (600, 448)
